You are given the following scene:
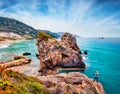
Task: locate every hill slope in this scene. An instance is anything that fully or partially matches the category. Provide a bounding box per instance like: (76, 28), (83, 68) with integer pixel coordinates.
(0, 17), (38, 38)
(42, 30), (60, 38)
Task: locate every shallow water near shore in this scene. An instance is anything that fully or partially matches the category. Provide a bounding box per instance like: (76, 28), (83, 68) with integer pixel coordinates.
(0, 38), (120, 94)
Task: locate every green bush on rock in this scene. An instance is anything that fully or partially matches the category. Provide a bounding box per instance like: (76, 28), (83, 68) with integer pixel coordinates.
(36, 31), (53, 45)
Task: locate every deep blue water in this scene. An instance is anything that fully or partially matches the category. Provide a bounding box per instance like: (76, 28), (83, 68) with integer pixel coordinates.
(0, 38), (120, 94)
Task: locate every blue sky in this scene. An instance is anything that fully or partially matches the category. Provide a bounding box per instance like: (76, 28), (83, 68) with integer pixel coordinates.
(0, 0), (120, 37)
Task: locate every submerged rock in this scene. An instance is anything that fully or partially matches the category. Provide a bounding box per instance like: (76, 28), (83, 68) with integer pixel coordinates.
(36, 53), (40, 59)
(37, 32), (85, 75)
(83, 51), (88, 55)
(23, 52), (31, 56)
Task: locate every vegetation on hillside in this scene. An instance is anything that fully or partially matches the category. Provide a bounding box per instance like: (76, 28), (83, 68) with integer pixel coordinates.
(0, 17), (60, 39)
(42, 30), (60, 38)
(0, 17), (38, 38)
(36, 31), (53, 45)
(0, 70), (51, 94)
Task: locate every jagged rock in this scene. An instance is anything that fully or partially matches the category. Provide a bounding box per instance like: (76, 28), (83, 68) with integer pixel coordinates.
(61, 32), (80, 52)
(37, 32), (85, 75)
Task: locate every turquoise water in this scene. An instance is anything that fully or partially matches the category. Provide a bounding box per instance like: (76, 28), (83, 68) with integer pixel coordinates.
(0, 38), (120, 94)
(62, 38), (120, 94)
(0, 40), (39, 67)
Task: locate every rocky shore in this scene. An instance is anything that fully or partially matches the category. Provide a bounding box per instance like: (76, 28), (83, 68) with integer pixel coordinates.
(0, 68), (105, 94)
(0, 56), (31, 73)
(0, 38), (25, 45)
(0, 32), (105, 94)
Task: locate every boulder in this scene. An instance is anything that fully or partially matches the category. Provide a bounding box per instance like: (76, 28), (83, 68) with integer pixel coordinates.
(37, 32), (85, 75)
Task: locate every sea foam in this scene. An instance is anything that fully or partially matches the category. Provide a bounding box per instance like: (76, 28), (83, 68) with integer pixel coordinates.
(0, 44), (10, 49)
(82, 55), (90, 67)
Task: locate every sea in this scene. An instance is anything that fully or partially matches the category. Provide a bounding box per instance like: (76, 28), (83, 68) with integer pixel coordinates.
(0, 38), (120, 94)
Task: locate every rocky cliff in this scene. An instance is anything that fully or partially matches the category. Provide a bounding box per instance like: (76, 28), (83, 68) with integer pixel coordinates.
(0, 69), (105, 94)
(37, 32), (85, 75)
(38, 72), (105, 94)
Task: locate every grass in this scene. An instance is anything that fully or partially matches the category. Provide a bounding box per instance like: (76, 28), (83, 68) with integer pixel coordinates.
(0, 80), (29, 94)
(26, 82), (50, 94)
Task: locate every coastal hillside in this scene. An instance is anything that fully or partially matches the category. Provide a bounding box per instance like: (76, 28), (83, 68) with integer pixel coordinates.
(0, 17), (38, 38)
(0, 17), (61, 39)
(0, 70), (51, 94)
(37, 30), (60, 38)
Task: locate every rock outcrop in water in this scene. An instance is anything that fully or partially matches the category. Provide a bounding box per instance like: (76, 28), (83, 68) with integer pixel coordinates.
(37, 32), (85, 75)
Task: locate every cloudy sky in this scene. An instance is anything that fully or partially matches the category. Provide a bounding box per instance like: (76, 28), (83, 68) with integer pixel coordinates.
(0, 0), (120, 37)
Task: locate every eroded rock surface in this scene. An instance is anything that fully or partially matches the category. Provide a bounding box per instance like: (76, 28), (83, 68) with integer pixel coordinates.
(37, 32), (85, 75)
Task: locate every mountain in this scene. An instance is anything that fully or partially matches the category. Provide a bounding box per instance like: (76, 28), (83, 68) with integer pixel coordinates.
(0, 17), (80, 39)
(57, 32), (81, 38)
(38, 30), (60, 38)
(0, 17), (38, 38)
(57, 32), (64, 37)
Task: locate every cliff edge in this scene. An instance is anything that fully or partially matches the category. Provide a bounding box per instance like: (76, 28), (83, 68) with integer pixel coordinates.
(38, 72), (105, 94)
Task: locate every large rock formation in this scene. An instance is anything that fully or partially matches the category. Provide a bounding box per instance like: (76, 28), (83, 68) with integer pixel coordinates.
(37, 32), (85, 75)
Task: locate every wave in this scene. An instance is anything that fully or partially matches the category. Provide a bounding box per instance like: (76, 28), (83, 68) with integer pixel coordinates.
(80, 45), (120, 53)
(0, 44), (10, 49)
(0, 53), (1, 60)
(82, 55), (91, 67)
(82, 55), (88, 60)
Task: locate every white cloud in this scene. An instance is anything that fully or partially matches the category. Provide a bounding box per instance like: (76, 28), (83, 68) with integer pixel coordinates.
(0, 0), (120, 37)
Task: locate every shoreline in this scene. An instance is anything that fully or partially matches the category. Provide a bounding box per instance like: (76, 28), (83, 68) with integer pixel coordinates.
(0, 38), (26, 45)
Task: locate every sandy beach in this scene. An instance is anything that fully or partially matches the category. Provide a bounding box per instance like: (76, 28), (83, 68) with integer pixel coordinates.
(0, 38), (25, 45)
